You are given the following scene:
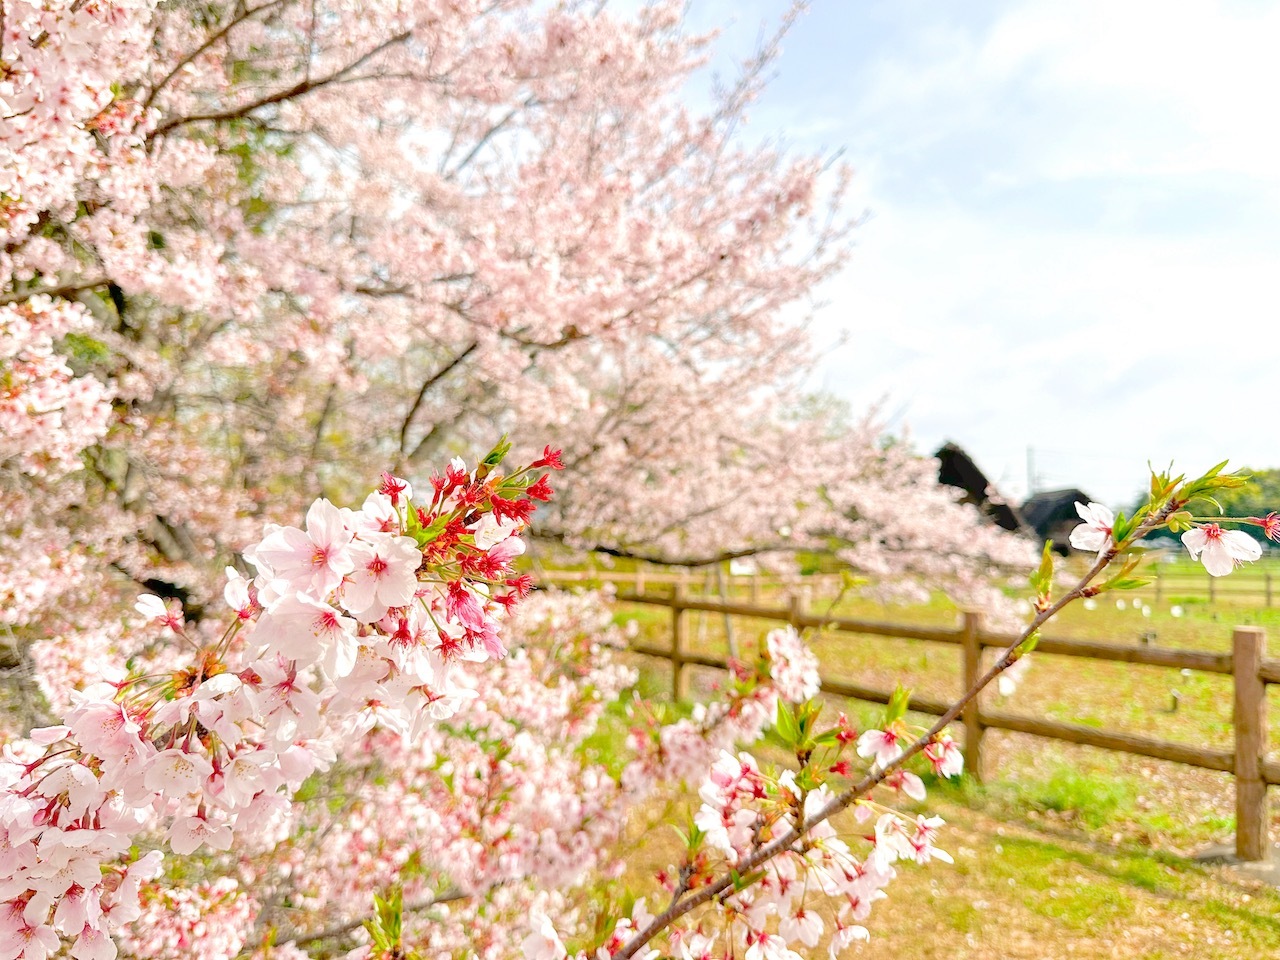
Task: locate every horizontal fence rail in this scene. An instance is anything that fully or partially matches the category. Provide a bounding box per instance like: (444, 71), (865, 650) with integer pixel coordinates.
(539, 563), (1280, 608)
(566, 581), (1278, 862)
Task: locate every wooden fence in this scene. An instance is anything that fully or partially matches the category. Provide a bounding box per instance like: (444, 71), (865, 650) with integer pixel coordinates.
(537, 568), (843, 606)
(1148, 563), (1280, 606)
(541, 565), (1280, 607)
(599, 584), (1276, 862)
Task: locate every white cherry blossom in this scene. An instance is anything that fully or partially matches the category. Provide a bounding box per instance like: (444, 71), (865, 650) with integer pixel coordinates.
(1182, 523), (1263, 576)
(1068, 501), (1114, 553)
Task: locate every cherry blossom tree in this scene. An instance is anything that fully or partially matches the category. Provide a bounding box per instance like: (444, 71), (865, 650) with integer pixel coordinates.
(0, 0), (1034, 687)
(1, 446), (1264, 960)
(0, 3), (1061, 958)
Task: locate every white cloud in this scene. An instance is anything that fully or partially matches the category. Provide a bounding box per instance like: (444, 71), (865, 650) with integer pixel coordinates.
(703, 0), (1280, 504)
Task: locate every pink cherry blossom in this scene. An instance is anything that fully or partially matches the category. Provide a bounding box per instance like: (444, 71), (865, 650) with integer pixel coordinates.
(765, 626), (821, 702)
(168, 814), (234, 856)
(143, 749), (213, 799)
(1068, 501), (1114, 553)
(342, 535), (421, 623)
(923, 734), (964, 779)
(856, 727), (904, 768)
(828, 923), (870, 959)
(251, 592), (358, 675)
(248, 499), (355, 596)
(1181, 523), (1263, 576)
(522, 913), (567, 960)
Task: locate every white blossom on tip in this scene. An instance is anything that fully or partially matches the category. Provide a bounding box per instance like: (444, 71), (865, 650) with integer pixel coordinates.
(521, 913), (566, 960)
(828, 924), (870, 959)
(1068, 501), (1114, 553)
(1181, 524), (1262, 577)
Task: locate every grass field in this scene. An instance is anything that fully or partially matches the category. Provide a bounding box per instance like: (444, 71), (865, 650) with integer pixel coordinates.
(609, 779), (1280, 959)
(611, 586), (1280, 851)
(580, 576), (1280, 955)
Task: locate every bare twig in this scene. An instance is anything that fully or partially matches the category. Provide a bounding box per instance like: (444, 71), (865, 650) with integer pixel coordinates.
(255, 888), (467, 951)
(150, 31), (412, 137)
(397, 341), (478, 457)
(0, 277), (109, 305)
(142, 0), (289, 112)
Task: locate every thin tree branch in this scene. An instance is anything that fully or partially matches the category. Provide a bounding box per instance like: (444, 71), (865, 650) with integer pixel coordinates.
(397, 341), (478, 457)
(612, 500), (1180, 960)
(531, 531), (794, 568)
(150, 31), (412, 137)
(142, 0), (288, 112)
(0, 277), (109, 305)
(261, 888), (467, 950)
(444, 98), (535, 181)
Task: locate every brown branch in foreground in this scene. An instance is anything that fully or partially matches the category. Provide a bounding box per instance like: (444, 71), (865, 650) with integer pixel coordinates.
(27, 0), (88, 48)
(258, 888), (467, 951)
(612, 502), (1179, 960)
(0, 277), (109, 305)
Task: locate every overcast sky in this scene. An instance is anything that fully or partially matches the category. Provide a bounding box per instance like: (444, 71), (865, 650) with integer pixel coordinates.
(688, 0), (1280, 508)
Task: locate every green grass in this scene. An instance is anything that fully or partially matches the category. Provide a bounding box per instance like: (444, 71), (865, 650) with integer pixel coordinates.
(1016, 764), (1135, 828)
(595, 577), (1280, 855)
(581, 579), (1280, 958)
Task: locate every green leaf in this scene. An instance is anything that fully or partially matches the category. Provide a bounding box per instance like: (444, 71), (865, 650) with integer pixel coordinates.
(364, 886), (404, 954)
(1108, 577), (1151, 591)
(774, 699), (801, 748)
(1111, 510), (1132, 543)
(413, 513), (450, 548)
(812, 727), (842, 747)
(797, 699), (824, 736)
(1029, 540), (1055, 596)
(732, 868), (766, 891)
(482, 434), (512, 466)
(885, 684), (910, 725)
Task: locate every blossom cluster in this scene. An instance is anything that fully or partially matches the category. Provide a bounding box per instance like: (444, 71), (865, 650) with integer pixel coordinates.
(622, 626), (817, 793)
(0, 446), (560, 960)
(544, 685), (969, 960)
(764, 627), (821, 705)
(0, 299), (111, 477)
(151, 593), (836, 959)
(531, 714), (964, 960)
(1070, 499), (1276, 577)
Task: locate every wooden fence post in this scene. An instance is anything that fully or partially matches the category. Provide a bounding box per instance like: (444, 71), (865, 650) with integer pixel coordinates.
(716, 564), (738, 659)
(788, 592), (803, 631)
(671, 584), (687, 700)
(1233, 626), (1268, 860)
(961, 611), (985, 782)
